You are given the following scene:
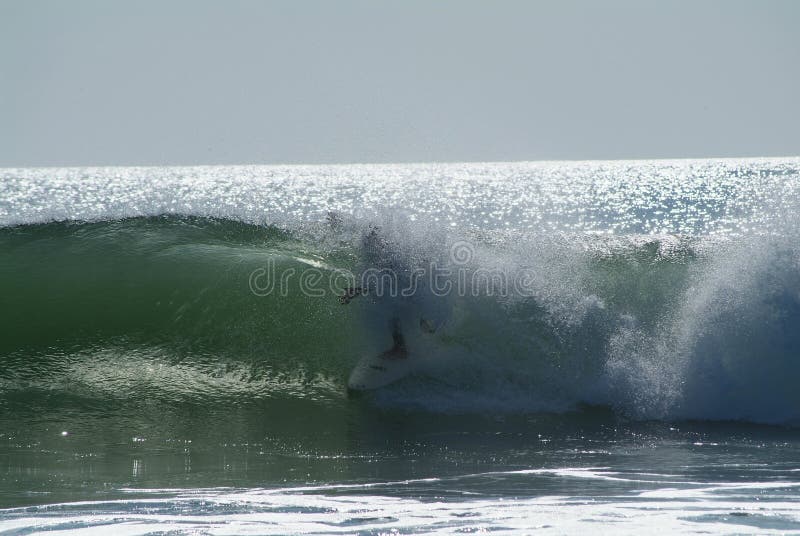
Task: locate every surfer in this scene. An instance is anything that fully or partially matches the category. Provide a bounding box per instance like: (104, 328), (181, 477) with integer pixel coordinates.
(338, 225), (440, 360)
(339, 284), (413, 361)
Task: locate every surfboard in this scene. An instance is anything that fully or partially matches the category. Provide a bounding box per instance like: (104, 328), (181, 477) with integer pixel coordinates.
(347, 350), (417, 391)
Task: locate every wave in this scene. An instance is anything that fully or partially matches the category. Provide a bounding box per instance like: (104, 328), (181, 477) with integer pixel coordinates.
(2, 212), (800, 425)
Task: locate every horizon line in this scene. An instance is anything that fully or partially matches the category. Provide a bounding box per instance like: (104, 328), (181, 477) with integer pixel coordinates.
(2, 154), (800, 171)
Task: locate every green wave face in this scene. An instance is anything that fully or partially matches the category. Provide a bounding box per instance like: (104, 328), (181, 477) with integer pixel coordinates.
(0, 216), (688, 406)
(0, 217), (367, 406)
(2, 210), (800, 423)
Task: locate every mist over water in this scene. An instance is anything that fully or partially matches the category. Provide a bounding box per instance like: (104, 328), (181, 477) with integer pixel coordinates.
(2, 158), (800, 534)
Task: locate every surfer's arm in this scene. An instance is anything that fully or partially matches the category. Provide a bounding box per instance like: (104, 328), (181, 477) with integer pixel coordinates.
(419, 317), (438, 334)
(338, 286), (367, 304)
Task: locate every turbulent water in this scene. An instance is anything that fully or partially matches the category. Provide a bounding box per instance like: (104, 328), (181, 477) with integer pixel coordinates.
(2, 159), (800, 534)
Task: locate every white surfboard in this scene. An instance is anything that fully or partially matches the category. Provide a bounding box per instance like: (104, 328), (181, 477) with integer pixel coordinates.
(347, 350), (417, 391)
(347, 293), (452, 391)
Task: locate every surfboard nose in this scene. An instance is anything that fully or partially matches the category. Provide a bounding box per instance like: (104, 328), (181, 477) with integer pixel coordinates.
(347, 352), (416, 391)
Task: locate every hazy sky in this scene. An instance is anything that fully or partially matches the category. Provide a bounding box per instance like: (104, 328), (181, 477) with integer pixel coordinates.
(1, 0), (798, 166)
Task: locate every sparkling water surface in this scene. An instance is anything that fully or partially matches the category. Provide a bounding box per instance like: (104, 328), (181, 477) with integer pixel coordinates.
(2, 159), (800, 534)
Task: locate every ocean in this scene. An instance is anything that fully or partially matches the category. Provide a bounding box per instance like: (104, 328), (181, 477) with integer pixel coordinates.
(1, 158), (800, 534)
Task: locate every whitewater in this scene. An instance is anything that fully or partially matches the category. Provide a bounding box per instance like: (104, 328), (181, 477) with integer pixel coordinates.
(2, 158), (800, 534)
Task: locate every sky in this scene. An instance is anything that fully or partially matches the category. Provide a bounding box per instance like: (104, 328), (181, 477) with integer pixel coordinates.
(0, 0), (798, 166)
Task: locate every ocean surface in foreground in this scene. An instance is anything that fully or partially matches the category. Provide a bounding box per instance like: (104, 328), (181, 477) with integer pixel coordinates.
(2, 158), (800, 534)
